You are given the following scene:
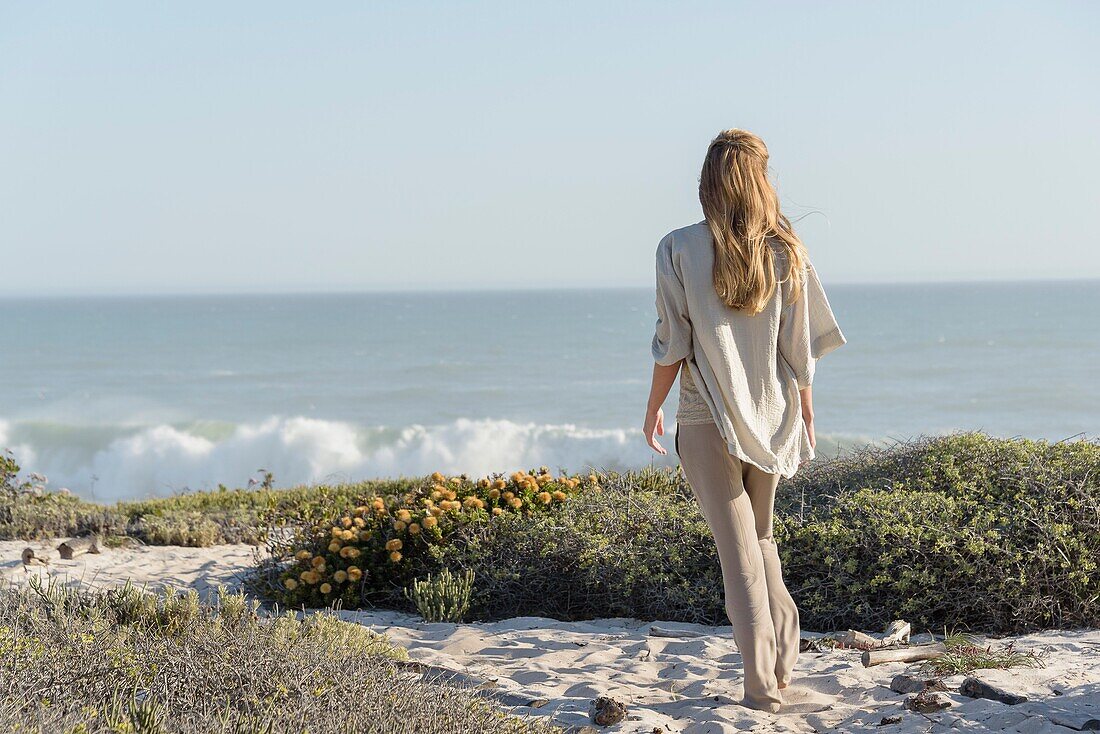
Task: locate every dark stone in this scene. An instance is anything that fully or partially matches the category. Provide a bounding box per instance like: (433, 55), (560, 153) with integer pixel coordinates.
(959, 676), (1027, 705)
(589, 696), (627, 726)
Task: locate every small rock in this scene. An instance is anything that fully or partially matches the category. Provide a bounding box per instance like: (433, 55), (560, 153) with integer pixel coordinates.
(905, 690), (952, 713)
(890, 674), (927, 694)
(878, 714), (903, 725)
(959, 676), (1027, 705)
(20, 548), (49, 566)
(588, 696), (627, 726)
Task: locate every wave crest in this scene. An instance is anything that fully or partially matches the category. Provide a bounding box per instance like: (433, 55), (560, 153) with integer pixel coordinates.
(1, 415), (865, 502)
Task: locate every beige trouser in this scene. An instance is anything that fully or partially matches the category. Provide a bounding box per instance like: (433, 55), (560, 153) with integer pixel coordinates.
(676, 422), (800, 713)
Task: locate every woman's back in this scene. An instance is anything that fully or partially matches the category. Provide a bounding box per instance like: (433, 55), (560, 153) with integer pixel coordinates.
(652, 220), (844, 477)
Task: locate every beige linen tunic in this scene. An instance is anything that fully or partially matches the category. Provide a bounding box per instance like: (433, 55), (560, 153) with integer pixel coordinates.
(651, 221), (846, 478)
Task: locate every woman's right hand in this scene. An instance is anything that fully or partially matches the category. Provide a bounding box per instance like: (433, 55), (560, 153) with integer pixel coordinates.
(643, 406), (667, 455)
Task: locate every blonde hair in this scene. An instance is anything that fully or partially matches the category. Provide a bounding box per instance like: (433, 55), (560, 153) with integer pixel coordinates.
(699, 128), (808, 314)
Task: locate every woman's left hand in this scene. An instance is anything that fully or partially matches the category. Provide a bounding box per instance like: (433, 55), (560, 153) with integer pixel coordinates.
(643, 407), (667, 455)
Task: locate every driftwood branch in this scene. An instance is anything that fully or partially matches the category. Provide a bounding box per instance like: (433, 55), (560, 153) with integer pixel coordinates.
(863, 642), (947, 667)
(57, 536), (100, 560)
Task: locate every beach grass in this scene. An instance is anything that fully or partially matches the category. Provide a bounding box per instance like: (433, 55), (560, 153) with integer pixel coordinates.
(0, 578), (561, 734)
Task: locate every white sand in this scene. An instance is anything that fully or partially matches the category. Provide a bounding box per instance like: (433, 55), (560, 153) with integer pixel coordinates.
(4, 539), (1099, 733)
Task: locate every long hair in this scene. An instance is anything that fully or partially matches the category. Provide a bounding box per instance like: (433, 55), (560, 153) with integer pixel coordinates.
(698, 129), (807, 314)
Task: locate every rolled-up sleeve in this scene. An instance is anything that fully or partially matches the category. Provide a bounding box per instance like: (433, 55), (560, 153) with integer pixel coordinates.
(778, 260), (846, 389)
(651, 235), (693, 366)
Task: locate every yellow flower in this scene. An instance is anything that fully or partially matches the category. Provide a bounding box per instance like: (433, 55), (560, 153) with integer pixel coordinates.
(340, 546), (361, 559)
(477, 478), (490, 488)
(503, 491), (514, 501)
(509, 497), (523, 509)
(347, 566), (363, 581)
(341, 516), (353, 528)
(353, 516), (366, 528)
(491, 507), (503, 516)
(430, 489), (442, 501)
(283, 578), (299, 590)
(588, 473), (598, 484)
(396, 509), (412, 523)
(311, 557), (326, 570)
(488, 488), (501, 500)
(295, 550), (312, 561)
(371, 498), (385, 511)
(450, 476), (462, 485)
(330, 526), (342, 538)
(552, 490), (567, 501)
(430, 471), (445, 483)
(538, 491), (552, 504)
(422, 516), (437, 529)
(358, 530), (372, 541)
(353, 505), (369, 517)
(328, 541), (342, 553)
(492, 478), (506, 490)
(320, 583), (332, 594)
(444, 489), (457, 501)
(510, 471), (525, 483)
(430, 507), (443, 517)
(333, 570), (348, 583)
(389, 551), (402, 562)
(536, 473), (552, 486)
(386, 538), (403, 551)
(408, 522), (421, 535)
(393, 520), (407, 532)
(302, 571), (320, 585)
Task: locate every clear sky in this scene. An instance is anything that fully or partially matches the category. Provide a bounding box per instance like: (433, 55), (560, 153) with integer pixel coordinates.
(2, 1), (1097, 296)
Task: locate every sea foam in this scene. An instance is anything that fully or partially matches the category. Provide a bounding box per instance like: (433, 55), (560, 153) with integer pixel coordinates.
(1, 415), (864, 502)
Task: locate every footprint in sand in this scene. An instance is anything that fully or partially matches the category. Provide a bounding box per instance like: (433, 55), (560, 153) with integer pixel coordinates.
(778, 684), (835, 714)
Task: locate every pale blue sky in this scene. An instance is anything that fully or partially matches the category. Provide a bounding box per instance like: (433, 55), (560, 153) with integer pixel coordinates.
(2, 1), (1097, 295)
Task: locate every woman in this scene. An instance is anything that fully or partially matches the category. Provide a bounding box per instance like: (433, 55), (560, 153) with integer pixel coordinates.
(644, 128), (845, 714)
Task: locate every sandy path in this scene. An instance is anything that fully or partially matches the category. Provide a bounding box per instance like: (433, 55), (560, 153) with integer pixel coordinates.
(3, 540), (1098, 733)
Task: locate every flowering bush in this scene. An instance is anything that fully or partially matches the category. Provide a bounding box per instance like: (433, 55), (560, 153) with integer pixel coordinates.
(268, 468), (596, 609)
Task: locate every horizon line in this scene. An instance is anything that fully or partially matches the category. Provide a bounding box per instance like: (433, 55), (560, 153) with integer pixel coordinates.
(1, 275), (1098, 301)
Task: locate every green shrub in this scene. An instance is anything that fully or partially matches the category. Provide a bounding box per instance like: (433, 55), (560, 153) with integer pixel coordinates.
(5, 434), (1098, 634)
(405, 568), (477, 622)
(778, 433), (1100, 632)
(251, 434), (1098, 635)
(253, 469), (594, 609)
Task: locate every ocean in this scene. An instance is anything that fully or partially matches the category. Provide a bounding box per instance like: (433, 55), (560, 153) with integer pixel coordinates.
(2, 281), (1097, 502)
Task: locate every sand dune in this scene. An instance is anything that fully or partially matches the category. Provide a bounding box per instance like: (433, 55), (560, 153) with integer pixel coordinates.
(4, 539), (1098, 733)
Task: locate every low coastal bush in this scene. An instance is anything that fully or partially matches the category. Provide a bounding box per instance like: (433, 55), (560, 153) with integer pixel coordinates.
(251, 434), (1098, 635)
(0, 579), (560, 733)
(4, 434), (1098, 634)
(254, 469), (594, 610)
(778, 433), (1100, 633)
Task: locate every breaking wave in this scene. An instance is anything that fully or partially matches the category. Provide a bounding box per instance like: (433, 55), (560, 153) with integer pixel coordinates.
(0, 416), (866, 502)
